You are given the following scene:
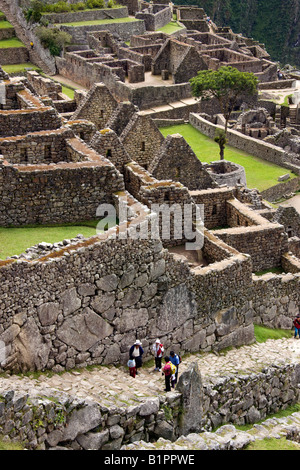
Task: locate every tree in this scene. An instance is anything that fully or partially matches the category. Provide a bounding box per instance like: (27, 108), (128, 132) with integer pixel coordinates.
(214, 129), (227, 160)
(190, 66), (258, 158)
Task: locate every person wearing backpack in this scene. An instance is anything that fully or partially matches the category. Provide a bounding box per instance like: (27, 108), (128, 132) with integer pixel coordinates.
(293, 314), (300, 339)
(170, 351), (180, 386)
(162, 356), (173, 392)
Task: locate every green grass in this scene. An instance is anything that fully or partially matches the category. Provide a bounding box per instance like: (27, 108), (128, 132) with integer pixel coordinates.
(0, 436), (24, 450)
(254, 324), (293, 343)
(0, 37), (25, 48)
(0, 221), (100, 259)
(255, 267), (285, 276)
(61, 85), (75, 99)
(159, 123), (297, 191)
(0, 20), (13, 29)
(157, 21), (184, 34)
(245, 437), (300, 450)
(58, 17), (139, 27)
(2, 63), (41, 74)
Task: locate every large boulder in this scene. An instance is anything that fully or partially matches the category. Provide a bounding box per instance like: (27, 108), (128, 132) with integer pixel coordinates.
(176, 362), (203, 435)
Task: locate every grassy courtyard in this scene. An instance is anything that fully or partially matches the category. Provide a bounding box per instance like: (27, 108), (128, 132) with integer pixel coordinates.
(0, 222), (99, 260)
(159, 123), (297, 192)
(157, 21), (185, 34)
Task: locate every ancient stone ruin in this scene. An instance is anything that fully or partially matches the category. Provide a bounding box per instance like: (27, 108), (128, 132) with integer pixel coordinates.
(0, 0), (299, 451)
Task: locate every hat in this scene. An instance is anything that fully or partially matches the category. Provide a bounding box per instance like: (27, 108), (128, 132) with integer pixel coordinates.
(134, 340), (142, 345)
(155, 339), (160, 343)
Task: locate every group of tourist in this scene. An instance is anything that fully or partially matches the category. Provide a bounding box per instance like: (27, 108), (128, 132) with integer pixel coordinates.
(128, 339), (181, 392)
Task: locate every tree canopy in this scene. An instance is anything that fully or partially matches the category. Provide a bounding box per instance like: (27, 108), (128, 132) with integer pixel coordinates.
(190, 66), (259, 134)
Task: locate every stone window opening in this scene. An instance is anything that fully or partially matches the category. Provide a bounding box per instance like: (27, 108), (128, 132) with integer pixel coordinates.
(212, 204), (217, 215)
(141, 141), (146, 151)
(175, 167), (181, 178)
(44, 145), (52, 162)
(100, 110), (104, 118)
(287, 226), (293, 238)
(106, 149), (112, 158)
(20, 147), (28, 163)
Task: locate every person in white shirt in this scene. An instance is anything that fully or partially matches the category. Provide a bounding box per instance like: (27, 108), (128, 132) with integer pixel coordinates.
(152, 339), (164, 371)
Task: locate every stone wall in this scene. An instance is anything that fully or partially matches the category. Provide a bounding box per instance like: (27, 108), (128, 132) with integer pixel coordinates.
(135, 5), (172, 31)
(0, 46), (29, 65)
(0, 138), (125, 226)
(0, 198), (254, 373)
(149, 133), (217, 190)
(213, 223), (288, 272)
(43, 6), (128, 24)
(0, 107), (62, 137)
(252, 272), (300, 329)
(189, 113), (300, 176)
(59, 19), (146, 44)
(189, 187), (236, 229)
(120, 113), (165, 169)
(261, 177), (300, 202)
(201, 363), (300, 429)
(1, 360), (300, 449)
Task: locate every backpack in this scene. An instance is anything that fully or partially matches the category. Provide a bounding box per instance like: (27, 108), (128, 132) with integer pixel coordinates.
(170, 363), (176, 376)
(163, 362), (172, 376)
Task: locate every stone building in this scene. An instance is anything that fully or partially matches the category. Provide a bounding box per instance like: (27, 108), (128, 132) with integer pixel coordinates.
(149, 133), (217, 190)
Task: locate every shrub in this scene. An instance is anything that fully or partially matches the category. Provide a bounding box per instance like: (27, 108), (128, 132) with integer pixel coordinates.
(36, 26), (72, 56)
(24, 0), (44, 23)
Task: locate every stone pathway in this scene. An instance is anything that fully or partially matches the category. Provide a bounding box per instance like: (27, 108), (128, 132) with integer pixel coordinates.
(122, 413), (300, 450)
(1, 336), (300, 410)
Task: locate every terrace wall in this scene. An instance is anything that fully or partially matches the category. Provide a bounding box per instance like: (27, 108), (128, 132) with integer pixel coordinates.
(0, 46), (29, 65)
(43, 6), (128, 24)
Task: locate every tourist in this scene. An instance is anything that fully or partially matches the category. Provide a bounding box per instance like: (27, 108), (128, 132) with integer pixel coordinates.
(162, 356), (173, 392)
(127, 358), (136, 378)
(30, 41), (34, 50)
(170, 351), (180, 387)
(129, 340), (144, 375)
(152, 339), (164, 371)
(293, 314), (300, 339)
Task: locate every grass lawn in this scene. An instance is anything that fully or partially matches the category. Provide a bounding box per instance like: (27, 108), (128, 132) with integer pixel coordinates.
(0, 222), (100, 259)
(0, 20), (13, 29)
(58, 17), (139, 26)
(61, 85), (75, 99)
(0, 37), (25, 48)
(2, 63), (41, 74)
(159, 123), (297, 191)
(157, 21), (185, 34)
(254, 324), (293, 343)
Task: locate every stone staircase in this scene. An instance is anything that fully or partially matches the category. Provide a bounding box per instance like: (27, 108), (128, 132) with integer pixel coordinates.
(288, 105), (300, 130)
(0, 0), (56, 74)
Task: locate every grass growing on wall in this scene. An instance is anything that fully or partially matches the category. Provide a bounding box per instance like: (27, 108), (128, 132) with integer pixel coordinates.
(159, 123), (297, 191)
